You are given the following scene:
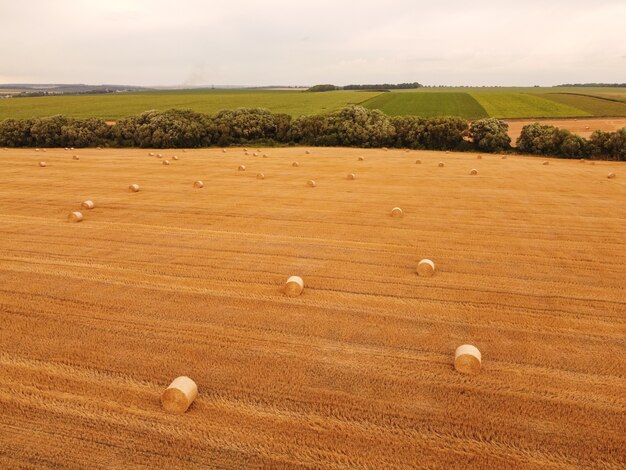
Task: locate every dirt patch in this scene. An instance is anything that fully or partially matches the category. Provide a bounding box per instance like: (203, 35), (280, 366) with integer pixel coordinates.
(505, 117), (626, 142)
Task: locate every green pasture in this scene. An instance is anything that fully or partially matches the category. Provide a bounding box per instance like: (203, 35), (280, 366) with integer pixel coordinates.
(361, 92), (488, 119)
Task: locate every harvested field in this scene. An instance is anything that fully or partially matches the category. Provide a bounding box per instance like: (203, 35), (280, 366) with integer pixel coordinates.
(0, 147), (625, 468)
(505, 117), (626, 142)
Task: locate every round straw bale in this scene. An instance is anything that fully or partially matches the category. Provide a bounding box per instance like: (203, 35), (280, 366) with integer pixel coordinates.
(163, 160), (170, 165)
(35, 148), (40, 152)
(73, 155), (79, 160)
(607, 172), (616, 179)
(416, 259), (435, 277)
(470, 169), (478, 175)
(438, 162), (445, 167)
(501, 155), (507, 159)
(307, 179), (316, 187)
(305, 150), (311, 154)
(257, 172), (265, 180)
(39, 161), (46, 167)
(590, 161), (596, 165)
(256, 149), (261, 153)
(70, 147), (75, 150)
(43, 149), (47, 152)
(149, 152), (155, 156)
(222, 149), (227, 153)
(390, 207), (403, 218)
(445, 150), (449, 154)
(68, 211), (83, 223)
(81, 200), (95, 210)
(405, 149), (410, 152)
(243, 148), (248, 152)
(161, 376), (198, 414)
(97, 146), (102, 150)
(173, 155), (179, 161)
(454, 344), (481, 375)
(245, 151), (249, 156)
(194, 180), (204, 188)
(238, 165), (246, 171)
(347, 173), (356, 180)
(285, 276), (304, 297)
(263, 154), (268, 158)
(585, 126), (590, 130)
(253, 152), (258, 157)
(182, 149), (187, 153)
(542, 160), (549, 165)
(415, 159), (422, 164)
(65, 147), (69, 151)
(382, 147), (388, 151)
(358, 156), (365, 161)
(292, 161), (299, 167)
(477, 155), (482, 159)
(580, 158), (585, 162)
(129, 184), (140, 192)
(157, 153), (163, 158)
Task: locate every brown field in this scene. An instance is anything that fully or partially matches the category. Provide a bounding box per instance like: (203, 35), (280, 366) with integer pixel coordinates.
(505, 117), (626, 142)
(1, 147), (625, 469)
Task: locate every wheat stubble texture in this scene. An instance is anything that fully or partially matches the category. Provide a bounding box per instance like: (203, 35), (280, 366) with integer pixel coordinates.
(0, 147), (624, 469)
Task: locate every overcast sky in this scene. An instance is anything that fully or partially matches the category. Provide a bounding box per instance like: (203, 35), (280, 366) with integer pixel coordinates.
(1, 0), (625, 87)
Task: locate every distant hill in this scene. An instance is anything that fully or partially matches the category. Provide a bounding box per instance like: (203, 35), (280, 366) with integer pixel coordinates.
(0, 83), (151, 97)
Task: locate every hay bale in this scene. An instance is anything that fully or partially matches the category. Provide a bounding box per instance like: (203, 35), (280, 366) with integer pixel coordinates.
(68, 211), (83, 223)
(305, 150), (311, 154)
(285, 276), (304, 297)
(591, 161), (596, 165)
(263, 154), (268, 158)
(173, 155), (179, 161)
(42, 149), (47, 152)
(470, 169), (478, 175)
(238, 165), (246, 171)
(358, 156), (365, 161)
(97, 146), (102, 150)
(292, 161), (299, 167)
(454, 344), (481, 375)
(438, 162), (445, 167)
(194, 180), (204, 188)
(257, 172), (265, 180)
(149, 152), (155, 156)
(253, 152), (258, 157)
(182, 149), (187, 153)
(416, 259), (435, 277)
(245, 151), (249, 156)
(222, 149), (227, 153)
(390, 207), (403, 218)
(607, 172), (616, 179)
(415, 159), (422, 164)
(382, 147), (388, 151)
(163, 160), (170, 165)
(129, 184), (140, 192)
(347, 173), (356, 180)
(477, 155), (482, 159)
(501, 155), (507, 159)
(70, 147), (75, 150)
(65, 147), (69, 151)
(445, 151), (449, 154)
(157, 154), (163, 158)
(73, 155), (80, 160)
(542, 161), (549, 165)
(256, 149), (261, 153)
(39, 161), (46, 167)
(161, 376), (198, 414)
(307, 180), (316, 187)
(81, 200), (95, 210)
(35, 148), (40, 152)
(243, 148), (248, 152)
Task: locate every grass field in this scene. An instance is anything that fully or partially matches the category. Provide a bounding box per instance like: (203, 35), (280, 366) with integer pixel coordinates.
(1, 147), (624, 468)
(0, 89), (382, 120)
(2, 87), (626, 122)
(361, 92), (488, 119)
(541, 93), (626, 116)
(470, 93), (590, 119)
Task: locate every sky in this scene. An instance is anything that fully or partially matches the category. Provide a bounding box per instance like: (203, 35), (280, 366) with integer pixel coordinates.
(1, 0), (625, 87)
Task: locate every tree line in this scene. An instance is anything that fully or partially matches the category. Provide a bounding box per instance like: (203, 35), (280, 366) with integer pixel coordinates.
(0, 106), (623, 160)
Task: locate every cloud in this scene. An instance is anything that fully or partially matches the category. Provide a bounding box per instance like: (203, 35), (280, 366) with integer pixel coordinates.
(0, 0), (625, 86)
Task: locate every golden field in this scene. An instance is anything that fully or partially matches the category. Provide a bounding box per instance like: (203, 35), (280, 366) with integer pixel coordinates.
(0, 147), (624, 469)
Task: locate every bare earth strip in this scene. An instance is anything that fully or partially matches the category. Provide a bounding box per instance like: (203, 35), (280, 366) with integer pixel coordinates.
(0, 147), (625, 468)
(505, 117), (626, 142)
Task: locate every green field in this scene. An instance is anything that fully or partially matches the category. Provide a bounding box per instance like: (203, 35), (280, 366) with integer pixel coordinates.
(0, 89), (381, 120)
(470, 93), (590, 118)
(540, 93), (626, 116)
(361, 92), (488, 119)
(2, 87), (626, 121)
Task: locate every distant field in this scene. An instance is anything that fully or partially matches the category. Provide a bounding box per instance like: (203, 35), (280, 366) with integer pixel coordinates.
(0, 89), (382, 120)
(541, 93), (626, 116)
(471, 93), (590, 118)
(362, 92), (488, 119)
(2, 87), (626, 121)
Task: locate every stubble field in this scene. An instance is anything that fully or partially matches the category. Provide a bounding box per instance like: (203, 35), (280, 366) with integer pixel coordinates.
(0, 147), (624, 468)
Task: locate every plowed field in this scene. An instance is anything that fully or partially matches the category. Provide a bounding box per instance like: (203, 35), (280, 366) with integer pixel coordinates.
(1, 147), (624, 469)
